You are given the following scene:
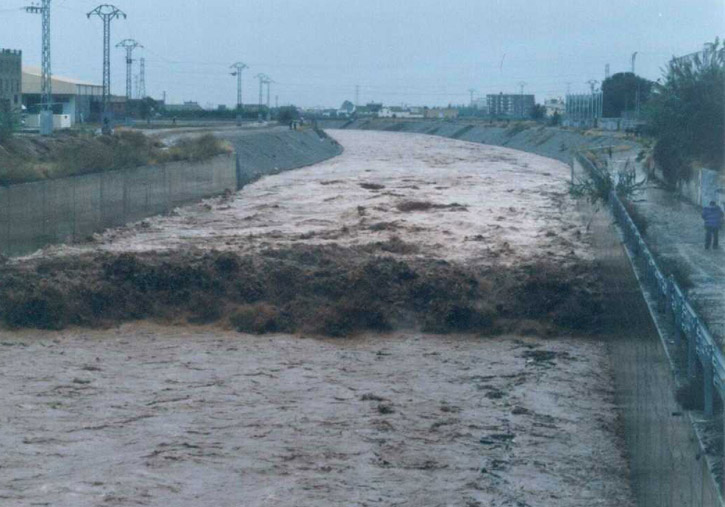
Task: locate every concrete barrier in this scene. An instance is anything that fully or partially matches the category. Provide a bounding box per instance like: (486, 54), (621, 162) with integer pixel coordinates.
(0, 128), (342, 257)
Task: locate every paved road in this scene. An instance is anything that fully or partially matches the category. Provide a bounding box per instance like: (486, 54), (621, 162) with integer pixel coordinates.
(612, 149), (725, 347)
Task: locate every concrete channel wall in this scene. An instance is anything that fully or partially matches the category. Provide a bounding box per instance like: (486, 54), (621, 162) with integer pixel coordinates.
(0, 128), (342, 257)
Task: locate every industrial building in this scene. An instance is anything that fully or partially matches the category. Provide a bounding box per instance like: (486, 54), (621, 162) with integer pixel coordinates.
(0, 49), (22, 112)
(22, 66), (125, 125)
(487, 93), (535, 118)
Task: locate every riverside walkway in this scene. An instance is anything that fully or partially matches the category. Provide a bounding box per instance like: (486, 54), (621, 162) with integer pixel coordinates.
(612, 147), (725, 349)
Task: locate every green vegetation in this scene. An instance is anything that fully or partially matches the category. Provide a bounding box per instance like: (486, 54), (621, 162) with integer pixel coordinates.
(646, 38), (725, 185)
(570, 152), (645, 205)
(601, 72), (654, 118)
(0, 131), (230, 186)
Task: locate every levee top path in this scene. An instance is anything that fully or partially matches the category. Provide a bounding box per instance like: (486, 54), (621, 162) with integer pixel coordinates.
(612, 149), (725, 348)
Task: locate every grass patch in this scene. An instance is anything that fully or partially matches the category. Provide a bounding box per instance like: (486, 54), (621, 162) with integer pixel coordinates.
(0, 131), (230, 185)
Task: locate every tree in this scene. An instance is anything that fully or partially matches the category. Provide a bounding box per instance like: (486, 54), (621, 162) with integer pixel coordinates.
(138, 97), (158, 122)
(602, 72), (654, 117)
(339, 100), (354, 114)
(646, 38), (725, 184)
(277, 106), (299, 123)
(530, 104), (546, 120)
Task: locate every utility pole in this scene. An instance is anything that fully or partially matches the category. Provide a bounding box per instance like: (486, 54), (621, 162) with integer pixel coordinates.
(355, 85), (360, 107)
(518, 81), (526, 119)
(138, 57), (146, 99)
(605, 63), (610, 80)
(116, 39), (142, 101)
(88, 4), (126, 134)
(25, 0), (53, 135)
(631, 51), (638, 74)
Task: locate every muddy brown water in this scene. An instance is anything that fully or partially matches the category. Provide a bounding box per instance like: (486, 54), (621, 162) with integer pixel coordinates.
(0, 131), (635, 506)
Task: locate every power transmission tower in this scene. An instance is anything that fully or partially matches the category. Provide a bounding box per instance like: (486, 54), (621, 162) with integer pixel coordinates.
(138, 57), (146, 98)
(25, 0), (53, 135)
(134, 74), (139, 99)
(87, 4), (126, 134)
(265, 78), (274, 121)
(468, 88), (476, 107)
(230, 62), (248, 125)
(116, 39), (142, 101)
(355, 85), (360, 107)
(518, 81), (526, 119)
(605, 63), (610, 80)
(255, 73), (268, 121)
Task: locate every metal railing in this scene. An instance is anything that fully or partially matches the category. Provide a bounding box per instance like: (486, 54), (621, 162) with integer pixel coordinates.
(609, 187), (725, 414)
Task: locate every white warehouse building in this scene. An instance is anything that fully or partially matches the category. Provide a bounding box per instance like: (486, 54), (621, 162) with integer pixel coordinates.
(22, 66), (104, 125)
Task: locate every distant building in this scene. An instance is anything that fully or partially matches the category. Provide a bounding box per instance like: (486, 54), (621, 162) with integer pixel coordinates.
(544, 98), (565, 117)
(0, 49), (22, 112)
(165, 101), (204, 112)
(379, 106), (425, 119)
(365, 102), (383, 114)
(487, 93), (535, 118)
(22, 66), (107, 124)
(424, 107), (459, 120)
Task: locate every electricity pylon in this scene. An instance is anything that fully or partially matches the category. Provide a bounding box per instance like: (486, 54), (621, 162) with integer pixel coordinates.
(230, 62), (248, 110)
(138, 57), (146, 98)
(265, 78), (274, 121)
(518, 81), (527, 118)
(255, 73), (269, 121)
(87, 4), (126, 133)
(468, 88), (476, 106)
(231, 62), (248, 126)
(116, 39), (142, 101)
(25, 0), (53, 135)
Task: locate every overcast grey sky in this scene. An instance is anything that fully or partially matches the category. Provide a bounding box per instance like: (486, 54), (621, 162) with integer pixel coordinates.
(2, 0), (723, 108)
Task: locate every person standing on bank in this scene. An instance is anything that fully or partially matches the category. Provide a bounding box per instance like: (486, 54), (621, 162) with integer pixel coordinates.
(702, 200), (724, 250)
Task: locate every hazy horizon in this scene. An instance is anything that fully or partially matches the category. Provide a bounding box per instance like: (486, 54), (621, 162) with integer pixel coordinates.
(2, 0), (723, 108)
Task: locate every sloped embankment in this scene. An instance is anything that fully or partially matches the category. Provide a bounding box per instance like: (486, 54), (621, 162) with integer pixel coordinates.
(319, 119), (636, 164)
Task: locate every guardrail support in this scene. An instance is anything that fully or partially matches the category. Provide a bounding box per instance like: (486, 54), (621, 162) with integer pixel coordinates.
(688, 331), (698, 379)
(704, 348), (715, 417)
